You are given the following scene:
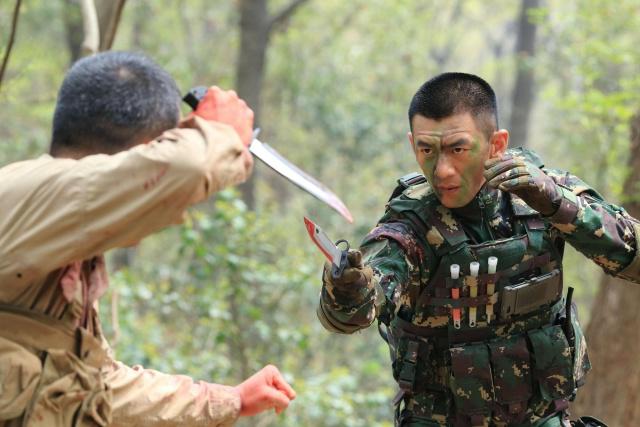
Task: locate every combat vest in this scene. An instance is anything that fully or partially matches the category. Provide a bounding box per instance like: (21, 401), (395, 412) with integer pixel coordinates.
(372, 149), (591, 427)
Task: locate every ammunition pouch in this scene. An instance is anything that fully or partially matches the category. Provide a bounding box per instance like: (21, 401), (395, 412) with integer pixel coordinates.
(555, 296), (591, 389)
(396, 340), (420, 395)
(390, 292), (590, 426)
(500, 269), (563, 320)
(446, 322), (576, 425)
(420, 268), (563, 325)
(528, 324), (575, 401)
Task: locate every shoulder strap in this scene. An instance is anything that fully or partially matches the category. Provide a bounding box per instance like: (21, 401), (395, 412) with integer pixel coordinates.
(428, 205), (469, 252)
(388, 172), (427, 201)
(509, 194), (547, 252)
(507, 147), (545, 168)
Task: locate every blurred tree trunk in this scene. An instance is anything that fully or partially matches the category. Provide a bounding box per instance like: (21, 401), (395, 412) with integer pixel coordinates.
(571, 112), (640, 425)
(129, 1), (149, 50)
(235, 0), (309, 209)
(508, 0), (538, 148)
(63, 0), (126, 64)
(430, 0), (462, 69)
(63, 0), (84, 64)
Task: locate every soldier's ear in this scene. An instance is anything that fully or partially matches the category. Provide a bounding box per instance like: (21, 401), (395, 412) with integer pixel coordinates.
(489, 129), (509, 158)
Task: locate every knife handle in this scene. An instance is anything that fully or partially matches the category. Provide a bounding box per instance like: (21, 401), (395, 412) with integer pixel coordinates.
(331, 250), (349, 279)
(183, 86), (208, 110)
(331, 239), (350, 279)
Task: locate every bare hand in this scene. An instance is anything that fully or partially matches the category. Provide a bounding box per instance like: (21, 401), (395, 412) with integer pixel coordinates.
(194, 86), (255, 147)
(234, 364), (296, 417)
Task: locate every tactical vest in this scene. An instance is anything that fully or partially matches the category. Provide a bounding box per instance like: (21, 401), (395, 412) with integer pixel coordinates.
(374, 150), (591, 427)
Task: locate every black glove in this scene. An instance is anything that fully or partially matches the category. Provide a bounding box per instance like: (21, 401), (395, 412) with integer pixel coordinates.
(484, 154), (562, 216)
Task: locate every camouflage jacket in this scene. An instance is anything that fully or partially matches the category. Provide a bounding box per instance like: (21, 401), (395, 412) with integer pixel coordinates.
(317, 152), (640, 426)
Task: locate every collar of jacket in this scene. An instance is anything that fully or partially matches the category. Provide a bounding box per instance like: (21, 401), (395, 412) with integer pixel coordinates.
(451, 183), (503, 224)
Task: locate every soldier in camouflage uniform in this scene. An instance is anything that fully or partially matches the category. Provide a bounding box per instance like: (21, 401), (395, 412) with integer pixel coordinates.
(317, 73), (640, 426)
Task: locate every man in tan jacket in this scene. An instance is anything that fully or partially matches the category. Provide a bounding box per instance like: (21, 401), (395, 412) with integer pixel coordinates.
(0, 51), (296, 426)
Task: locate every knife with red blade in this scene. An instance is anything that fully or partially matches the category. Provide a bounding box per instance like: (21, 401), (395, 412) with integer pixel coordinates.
(303, 216), (349, 279)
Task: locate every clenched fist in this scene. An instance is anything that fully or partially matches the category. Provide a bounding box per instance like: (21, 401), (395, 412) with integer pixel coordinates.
(194, 86), (255, 147)
(234, 364), (296, 417)
(322, 250), (373, 293)
(193, 86), (254, 176)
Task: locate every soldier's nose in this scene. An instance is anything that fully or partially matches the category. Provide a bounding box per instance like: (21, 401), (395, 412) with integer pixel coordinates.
(434, 157), (456, 181)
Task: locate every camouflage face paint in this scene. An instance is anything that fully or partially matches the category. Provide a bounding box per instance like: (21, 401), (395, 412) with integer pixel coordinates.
(411, 113), (491, 208)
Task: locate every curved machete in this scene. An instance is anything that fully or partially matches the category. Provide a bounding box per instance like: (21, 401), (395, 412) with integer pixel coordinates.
(183, 86), (353, 223)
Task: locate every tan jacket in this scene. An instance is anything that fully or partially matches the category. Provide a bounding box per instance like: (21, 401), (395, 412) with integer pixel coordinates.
(0, 116), (249, 426)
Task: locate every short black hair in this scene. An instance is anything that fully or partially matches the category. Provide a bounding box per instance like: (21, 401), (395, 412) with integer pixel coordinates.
(50, 51), (181, 156)
(408, 72), (498, 138)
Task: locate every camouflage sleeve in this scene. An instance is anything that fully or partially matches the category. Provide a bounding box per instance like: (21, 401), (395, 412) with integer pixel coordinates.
(545, 169), (640, 283)
(317, 221), (427, 333)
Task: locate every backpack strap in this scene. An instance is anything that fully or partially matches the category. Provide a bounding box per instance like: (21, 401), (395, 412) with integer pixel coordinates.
(388, 172), (427, 201)
(510, 194), (546, 252)
(428, 205), (470, 253)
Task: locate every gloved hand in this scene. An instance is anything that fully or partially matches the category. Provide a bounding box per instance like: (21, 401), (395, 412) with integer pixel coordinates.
(193, 86), (254, 147)
(484, 154), (562, 216)
(322, 250), (373, 294)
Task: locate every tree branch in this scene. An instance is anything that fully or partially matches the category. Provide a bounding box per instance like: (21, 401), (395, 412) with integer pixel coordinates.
(0, 0), (22, 93)
(268, 0), (310, 34)
(80, 0), (100, 56)
(96, 0), (127, 51)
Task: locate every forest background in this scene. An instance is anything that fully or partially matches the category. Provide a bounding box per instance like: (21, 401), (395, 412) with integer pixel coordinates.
(2, 0), (640, 425)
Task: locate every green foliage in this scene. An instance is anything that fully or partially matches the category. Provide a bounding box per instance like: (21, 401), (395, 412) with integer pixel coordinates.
(101, 191), (394, 426)
(537, 0), (640, 202)
(0, 0), (68, 163)
(532, 1), (640, 298)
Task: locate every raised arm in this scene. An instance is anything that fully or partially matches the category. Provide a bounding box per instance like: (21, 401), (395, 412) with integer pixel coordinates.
(545, 171), (640, 283)
(484, 153), (640, 283)
(0, 116), (249, 286)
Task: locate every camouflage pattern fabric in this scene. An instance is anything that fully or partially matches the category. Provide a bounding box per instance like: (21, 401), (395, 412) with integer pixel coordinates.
(484, 153), (563, 216)
(317, 148), (639, 426)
